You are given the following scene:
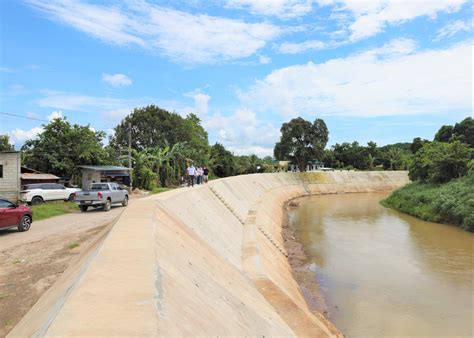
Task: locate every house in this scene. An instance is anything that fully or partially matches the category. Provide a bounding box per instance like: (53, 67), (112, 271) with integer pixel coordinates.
(21, 167), (60, 187)
(289, 160), (326, 172)
(79, 165), (132, 189)
(0, 151), (21, 202)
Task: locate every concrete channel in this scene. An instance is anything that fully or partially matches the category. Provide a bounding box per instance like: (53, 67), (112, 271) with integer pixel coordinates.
(8, 171), (409, 337)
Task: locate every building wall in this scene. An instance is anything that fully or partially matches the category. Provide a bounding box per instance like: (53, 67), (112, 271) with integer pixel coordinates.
(0, 152), (21, 202)
(81, 170), (101, 190)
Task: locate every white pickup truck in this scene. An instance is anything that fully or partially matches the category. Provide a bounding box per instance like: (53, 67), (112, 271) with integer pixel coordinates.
(74, 182), (129, 212)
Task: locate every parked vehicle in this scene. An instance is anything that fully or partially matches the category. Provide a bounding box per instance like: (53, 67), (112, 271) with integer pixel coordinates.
(20, 183), (81, 205)
(74, 182), (128, 212)
(0, 198), (33, 232)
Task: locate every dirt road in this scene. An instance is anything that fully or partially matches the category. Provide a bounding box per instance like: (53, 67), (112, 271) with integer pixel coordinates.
(0, 205), (125, 337)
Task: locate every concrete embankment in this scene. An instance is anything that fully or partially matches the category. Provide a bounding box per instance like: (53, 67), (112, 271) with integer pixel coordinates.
(9, 171), (409, 337)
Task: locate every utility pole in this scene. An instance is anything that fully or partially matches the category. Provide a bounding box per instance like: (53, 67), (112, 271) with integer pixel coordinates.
(128, 122), (133, 191)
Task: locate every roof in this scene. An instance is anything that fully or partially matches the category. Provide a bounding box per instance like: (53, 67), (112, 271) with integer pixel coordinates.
(21, 173), (60, 180)
(79, 165), (131, 171)
(21, 166), (42, 174)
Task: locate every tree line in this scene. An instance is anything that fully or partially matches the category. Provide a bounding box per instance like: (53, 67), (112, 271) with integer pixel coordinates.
(274, 116), (473, 180)
(1, 106), (472, 191)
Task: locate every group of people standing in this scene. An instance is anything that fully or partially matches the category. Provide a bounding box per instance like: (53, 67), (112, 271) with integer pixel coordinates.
(186, 164), (209, 187)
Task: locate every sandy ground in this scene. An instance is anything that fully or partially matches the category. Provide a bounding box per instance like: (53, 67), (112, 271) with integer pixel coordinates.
(0, 205), (125, 337)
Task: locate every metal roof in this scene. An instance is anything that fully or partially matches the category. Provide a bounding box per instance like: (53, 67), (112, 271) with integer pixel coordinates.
(78, 165), (131, 171)
(21, 173), (60, 180)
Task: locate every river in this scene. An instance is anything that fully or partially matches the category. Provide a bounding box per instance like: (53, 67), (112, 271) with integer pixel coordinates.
(289, 192), (474, 338)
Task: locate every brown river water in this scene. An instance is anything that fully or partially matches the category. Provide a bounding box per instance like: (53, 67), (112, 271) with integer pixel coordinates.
(289, 192), (474, 338)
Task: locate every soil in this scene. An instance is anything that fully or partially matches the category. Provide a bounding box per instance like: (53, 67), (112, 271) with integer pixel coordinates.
(0, 224), (108, 337)
(282, 196), (331, 318)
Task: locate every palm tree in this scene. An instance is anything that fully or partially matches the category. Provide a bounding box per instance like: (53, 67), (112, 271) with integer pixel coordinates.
(386, 148), (403, 170)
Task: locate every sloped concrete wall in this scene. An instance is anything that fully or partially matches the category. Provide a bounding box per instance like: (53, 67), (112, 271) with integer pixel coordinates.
(9, 171), (409, 337)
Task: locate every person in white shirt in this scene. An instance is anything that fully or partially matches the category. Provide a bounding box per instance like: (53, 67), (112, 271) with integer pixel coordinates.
(187, 164), (196, 187)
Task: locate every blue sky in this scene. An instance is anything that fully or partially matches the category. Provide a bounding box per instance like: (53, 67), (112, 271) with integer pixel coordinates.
(0, 0), (472, 156)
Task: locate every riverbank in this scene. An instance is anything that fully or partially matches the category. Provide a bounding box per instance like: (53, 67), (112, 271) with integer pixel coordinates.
(382, 172), (474, 232)
(282, 197), (330, 315)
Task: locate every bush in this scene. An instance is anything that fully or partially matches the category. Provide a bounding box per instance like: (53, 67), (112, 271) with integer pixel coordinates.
(382, 173), (474, 232)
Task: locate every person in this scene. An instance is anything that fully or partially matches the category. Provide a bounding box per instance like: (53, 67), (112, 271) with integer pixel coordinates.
(203, 167), (209, 183)
(187, 164), (196, 187)
(197, 166), (203, 184)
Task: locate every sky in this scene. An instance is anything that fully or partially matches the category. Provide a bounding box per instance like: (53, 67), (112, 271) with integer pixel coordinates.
(0, 0), (472, 156)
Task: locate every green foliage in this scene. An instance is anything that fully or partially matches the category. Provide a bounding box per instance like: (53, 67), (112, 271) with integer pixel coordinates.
(30, 201), (79, 221)
(382, 172), (474, 231)
(110, 106), (210, 165)
(410, 137), (429, 154)
(274, 117), (328, 171)
(409, 141), (471, 183)
(0, 135), (14, 151)
(434, 117), (474, 147)
(210, 143), (236, 177)
(21, 117), (106, 181)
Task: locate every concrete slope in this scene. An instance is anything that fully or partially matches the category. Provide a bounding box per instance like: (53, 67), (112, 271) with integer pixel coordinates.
(9, 171), (409, 337)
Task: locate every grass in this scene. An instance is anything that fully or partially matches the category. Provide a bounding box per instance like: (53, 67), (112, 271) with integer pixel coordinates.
(381, 173), (474, 232)
(68, 242), (79, 250)
(30, 201), (79, 221)
(150, 187), (172, 195)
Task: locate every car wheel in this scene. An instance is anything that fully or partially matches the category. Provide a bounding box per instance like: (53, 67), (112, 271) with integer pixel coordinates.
(67, 194), (75, 202)
(31, 196), (44, 205)
(18, 215), (32, 232)
(122, 196), (129, 207)
(80, 205), (88, 212)
(103, 199), (111, 211)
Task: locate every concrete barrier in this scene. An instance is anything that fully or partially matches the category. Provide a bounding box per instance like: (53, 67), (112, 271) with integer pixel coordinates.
(9, 171), (409, 337)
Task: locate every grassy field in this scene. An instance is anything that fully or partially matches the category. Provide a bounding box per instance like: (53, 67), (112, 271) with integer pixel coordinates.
(30, 202), (79, 221)
(381, 173), (474, 232)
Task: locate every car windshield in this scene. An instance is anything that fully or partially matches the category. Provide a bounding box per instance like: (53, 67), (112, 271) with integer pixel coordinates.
(90, 184), (108, 190)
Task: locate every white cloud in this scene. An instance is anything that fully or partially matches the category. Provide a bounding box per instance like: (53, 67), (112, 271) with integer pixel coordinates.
(239, 39), (472, 118)
(226, 0), (313, 19)
(36, 91), (155, 123)
(8, 127), (43, 145)
(47, 110), (63, 121)
(0, 67), (13, 73)
(317, 0), (467, 41)
(259, 55), (271, 64)
(435, 19), (472, 40)
(26, 0), (282, 63)
(101, 73), (132, 87)
(278, 39), (326, 54)
(204, 109), (279, 156)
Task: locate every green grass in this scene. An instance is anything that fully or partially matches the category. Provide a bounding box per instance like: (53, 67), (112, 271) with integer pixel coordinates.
(150, 187), (172, 195)
(30, 201), (79, 221)
(68, 242), (79, 250)
(381, 173), (474, 232)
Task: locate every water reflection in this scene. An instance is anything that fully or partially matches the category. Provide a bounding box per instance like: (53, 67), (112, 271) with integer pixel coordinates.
(290, 193), (474, 338)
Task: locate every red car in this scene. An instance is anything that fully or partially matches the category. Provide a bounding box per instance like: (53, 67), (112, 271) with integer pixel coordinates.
(0, 198), (33, 232)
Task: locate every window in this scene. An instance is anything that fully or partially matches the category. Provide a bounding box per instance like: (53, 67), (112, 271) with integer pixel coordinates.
(0, 199), (14, 208)
(0, 165), (3, 178)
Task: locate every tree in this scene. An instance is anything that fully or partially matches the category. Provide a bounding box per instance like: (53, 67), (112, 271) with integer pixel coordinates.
(210, 143), (235, 177)
(274, 117), (329, 172)
(0, 135), (14, 151)
(434, 125), (454, 143)
(110, 106), (210, 165)
(410, 137), (429, 154)
(409, 141), (471, 183)
(21, 117), (106, 181)
(452, 117), (474, 147)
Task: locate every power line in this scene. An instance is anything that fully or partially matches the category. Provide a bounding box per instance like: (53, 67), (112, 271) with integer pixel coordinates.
(0, 112), (49, 123)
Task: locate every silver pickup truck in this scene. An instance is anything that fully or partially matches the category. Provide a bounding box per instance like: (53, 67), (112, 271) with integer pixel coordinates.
(74, 182), (129, 212)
